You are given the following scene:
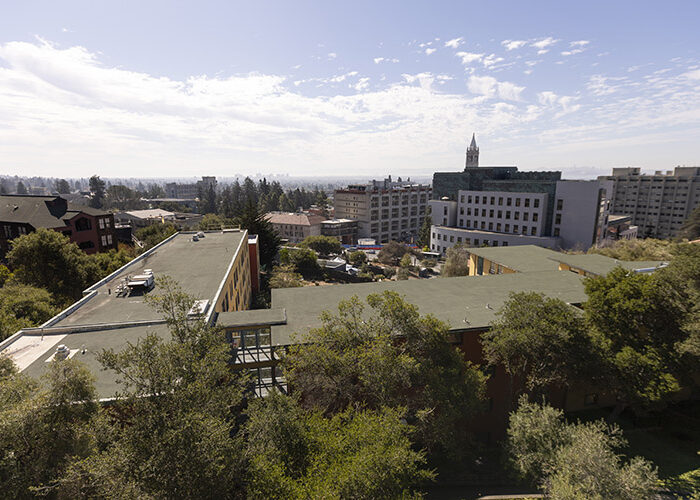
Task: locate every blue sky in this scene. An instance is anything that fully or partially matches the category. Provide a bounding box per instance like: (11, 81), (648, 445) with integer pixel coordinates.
(1, 0), (699, 179)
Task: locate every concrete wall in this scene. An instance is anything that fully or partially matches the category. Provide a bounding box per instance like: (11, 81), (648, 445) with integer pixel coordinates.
(555, 180), (612, 250)
(430, 225), (558, 255)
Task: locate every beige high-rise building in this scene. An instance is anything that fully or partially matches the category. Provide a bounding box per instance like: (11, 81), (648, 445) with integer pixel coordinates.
(598, 167), (700, 239)
(333, 177), (431, 243)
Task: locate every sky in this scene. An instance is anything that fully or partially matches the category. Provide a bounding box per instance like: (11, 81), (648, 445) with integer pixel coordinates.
(1, 0), (699, 180)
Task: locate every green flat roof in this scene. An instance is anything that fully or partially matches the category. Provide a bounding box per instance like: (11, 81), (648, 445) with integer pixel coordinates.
(271, 270), (587, 346)
(549, 254), (666, 276)
(54, 231), (246, 327)
(216, 308), (287, 328)
(466, 245), (564, 272)
(21, 324), (172, 399)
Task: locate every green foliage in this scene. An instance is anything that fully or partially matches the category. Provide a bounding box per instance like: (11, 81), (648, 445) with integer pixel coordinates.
(88, 175), (106, 209)
(198, 212), (227, 230)
(0, 284), (58, 340)
(0, 264), (12, 287)
(397, 267), (410, 280)
(421, 258), (437, 269)
(399, 253), (413, 269)
(483, 292), (595, 397)
(507, 397), (658, 499)
(441, 244), (470, 277)
(106, 184), (143, 210)
(7, 228), (101, 304)
(58, 276), (248, 498)
(417, 206), (432, 248)
(283, 291), (487, 460)
(584, 268), (689, 410)
(134, 222), (178, 251)
(237, 201), (281, 269)
(347, 250), (367, 267)
(588, 238), (674, 261)
(54, 178), (71, 194)
(0, 358), (98, 498)
(269, 264), (304, 288)
(681, 204), (700, 240)
(279, 246), (320, 276)
(377, 241), (415, 265)
(89, 244), (138, 276)
(245, 392), (433, 499)
(16, 181), (27, 195)
(300, 235), (342, 256)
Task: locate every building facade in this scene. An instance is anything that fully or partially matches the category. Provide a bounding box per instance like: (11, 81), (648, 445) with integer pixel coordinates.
(320, 218), (358, 244)
(598, 166), (700, 239)
(0, 195), (116, 257)
(429, 137), (613, 254)
(266, 212), (325, 243)
(165, 176), (217, 199)
(333, 177), (431, 243)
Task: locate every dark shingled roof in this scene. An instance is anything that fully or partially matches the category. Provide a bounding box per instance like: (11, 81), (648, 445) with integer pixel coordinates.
(0, 195), (109, 229)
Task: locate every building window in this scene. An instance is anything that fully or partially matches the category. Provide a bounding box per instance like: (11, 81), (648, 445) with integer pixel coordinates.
(473, 239), (479, 246)
(492, 240), (498, 247)
(496, 223), (501, 231)
(532, 213), (538, 222)
(460, 207), (464, 215)
(443, 206), (447, 215)
(459, 219), (463, 226)
(555, 214), (562, 224)
(489, 209), (494, 217)
(450, 235), (454, 242)
(18, 226), (27, 235)
(502, 241), (508, 246)
(505, 224), (510, 232)
(513, 225), (518, 233)
(482, 196), (487, 204)
(514, 212), (520, 220)
(498, 197), (503, 205)
(107, 234), (113, 245)
(554, 227), (560, 237)
(507, 197), (512, 206)
(481, 221), (486, 229)
(468, 195), (472, 203)
(460, 195), (465, 203)
(524, 198), (530, 207)
(3, 225), (10, 238)
(79, 241), (95, 249)
(457, 237), (462, 243)
(515, 198), (521, 207)
(99, 218), (105, 229)
(467, 208), (471, 216)
(490, 196), (495, 205)
(437, 234), (441, 240)
(531, 227), (536, 235)
(488, 222), (494, 230)
(523, 212), (529, 221)
(482, 209), (487, 216)
(557, 199), (563, 210)
(534, 199), (540, 208)
(522, 226), (527, 234)
(75, 218), (92, 231)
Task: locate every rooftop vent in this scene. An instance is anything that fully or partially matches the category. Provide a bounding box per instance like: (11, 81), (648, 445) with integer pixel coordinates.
(188, 299), (210, 317)
(55, 344), (70, 360)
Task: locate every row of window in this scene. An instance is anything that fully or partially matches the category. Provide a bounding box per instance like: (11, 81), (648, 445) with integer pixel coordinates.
(457, 207), (539, 222)
(432, 238), (509, 253)
(447, 221), (538, 235)
(459, 194), (541, 208)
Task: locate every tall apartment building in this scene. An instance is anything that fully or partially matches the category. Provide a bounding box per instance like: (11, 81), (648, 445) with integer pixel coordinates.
(333, 176), (431, 243)
(165, 176), (217, 199)
(430, 136), (613, 253)
(598, 167), (700, 239)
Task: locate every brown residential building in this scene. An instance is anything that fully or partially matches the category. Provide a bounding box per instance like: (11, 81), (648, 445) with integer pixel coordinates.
(0, 195), (117, 257)
(265, 212), (325, 243)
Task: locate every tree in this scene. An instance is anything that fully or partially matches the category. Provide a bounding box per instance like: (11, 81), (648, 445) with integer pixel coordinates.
(417, 206), (432, 248)
(347, 250), (367, 267)
(16, 181), (27, 194)
(245, 392), (433, 499)
(283, 291), (487, 460)
(377, 241), (415, 266)
(0, 264), (12, 287)
(482, 292), (595, 401)
(54, 178), (71, 194)
(236, 201), (281, 269)
(134, 222), (178, 251)
(442, 244), (470, 277)
(198, 213), (225, 230)
(584, 268), (690, 414)
(278, 192), (294, 212)
(507, 397), (658, 499)
(399, 253), (413, 269)
(680, 204), (700, 240)
(300, 235), (342, 256)
(88, 175), (106, 209)
(58, 277), (248, 498)
(279, 247), (320, 277)
(0, 357), (99, 497)
(106, 184), (142, 210)
(199, 182), (218, 215)
(269, 264), (304, 288)
(588, 238), (674, 261)
(0, 284), (58, 340)
(7, 228), (100, 304)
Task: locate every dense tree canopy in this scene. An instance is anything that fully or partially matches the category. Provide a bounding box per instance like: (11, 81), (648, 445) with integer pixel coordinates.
(680, 204), (700, 240)
(377, 241), (416, 265)
(236, 201), (281, 269)
(134, 222), (178, 251)
(0, 284), (58, 340)
(283, 291), (487, 460)
(441, 244), (470, 277)
(507, 397), (658, 499)
(88, 175), (106, 209)
(299, 235), (342, 256)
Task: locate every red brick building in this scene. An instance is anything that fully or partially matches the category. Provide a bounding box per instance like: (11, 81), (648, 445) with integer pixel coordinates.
(0, 195), (117, 257)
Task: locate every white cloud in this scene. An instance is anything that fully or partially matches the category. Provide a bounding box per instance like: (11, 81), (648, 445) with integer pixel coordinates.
(374, 57), (385, 64)
(373, 57), (399, 64)
(327, 52), (337, 60)
(455, 51), (484, 65)
(354, 77), (370, 91)
(570, 40), (590, 47)
(467, 75), (524, 101)
(444, 37), (464, 49)
(532, 37), (559, 50)
(682, 69), (700, 80)
(502, 40), (527, 51)
(483, 54), (505, 68)
(561, 48), (584, 56)
(425, 48), (437, 56)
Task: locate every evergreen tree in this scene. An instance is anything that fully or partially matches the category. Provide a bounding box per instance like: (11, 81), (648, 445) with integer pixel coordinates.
(680, 204), (700, 240)
(16, 181), (27, 194)
(54, 179), (71, 194)
(236, 201), (281, 269)
(243, 177), (258, 205)
(418, 206), (432, 248)
(88, 175), (106, 209)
